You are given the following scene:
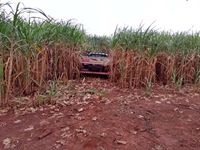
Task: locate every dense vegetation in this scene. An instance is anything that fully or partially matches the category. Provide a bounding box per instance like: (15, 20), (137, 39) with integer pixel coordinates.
(0, 2), (200, 107)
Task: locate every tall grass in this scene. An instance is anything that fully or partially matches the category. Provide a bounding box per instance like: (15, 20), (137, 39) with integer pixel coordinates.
(0, 2), (85, 106)
(86, 35), (111, 54)
(0, 1), (200, 107)
(0, 57), (3, 106)
(109, 24), (200, 88)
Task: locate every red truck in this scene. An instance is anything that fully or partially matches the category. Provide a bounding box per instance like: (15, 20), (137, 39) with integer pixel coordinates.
(79, 52), (110, 75)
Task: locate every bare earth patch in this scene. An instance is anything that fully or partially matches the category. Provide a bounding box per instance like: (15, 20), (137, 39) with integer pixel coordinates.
(0, 77), (200, 150)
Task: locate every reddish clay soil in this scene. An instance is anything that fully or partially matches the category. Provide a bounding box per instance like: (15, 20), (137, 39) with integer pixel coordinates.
(0, 77), (200, 150)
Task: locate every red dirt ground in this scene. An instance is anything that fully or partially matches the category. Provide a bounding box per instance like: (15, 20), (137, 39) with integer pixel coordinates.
(0, 77), (200, 150)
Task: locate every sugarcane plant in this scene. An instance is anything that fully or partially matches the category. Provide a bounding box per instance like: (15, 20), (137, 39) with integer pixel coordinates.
(1, 1), (200, 108)
(0, 1), (89, 107)
(109, 23), (200, 89)
(0, 2), (52, 106)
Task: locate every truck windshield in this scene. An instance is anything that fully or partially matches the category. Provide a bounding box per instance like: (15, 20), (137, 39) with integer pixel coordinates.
(89, 53), (108, 58)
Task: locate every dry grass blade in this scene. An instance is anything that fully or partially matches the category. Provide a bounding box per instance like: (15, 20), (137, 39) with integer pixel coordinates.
(110, 48), (157, 88)
(156, 52), (175, 85)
